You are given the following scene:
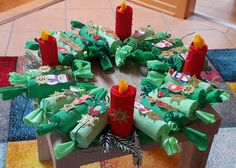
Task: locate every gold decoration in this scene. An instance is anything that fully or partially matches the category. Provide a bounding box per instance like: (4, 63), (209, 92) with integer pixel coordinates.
(51, 91), (66, 100)
(170, 95), (186, 105)
(38, 66), (51, 73)
(182, 75), (199, 95)
(162, 104), (178, 112)
(60, 35), (82, 51)
(35, 75), (48, 85)
(162, 50), (174, 56)
(63, 103), (76, 112)
(78, 114), (99, 127)
(166, 38), (176, 44)
(170, 46), (187, 54)
(110, 109), (130, 124)
(55, 65), (64, 71)
(87, 27), (97, 36)
(147, 112), (162, 121)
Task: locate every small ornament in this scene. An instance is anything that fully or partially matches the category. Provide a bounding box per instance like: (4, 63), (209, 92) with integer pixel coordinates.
(110, 109), (130, 124)
(188, 75), (200, 87)
(152, 40), (173, 48)
(73, 94), (92, 105)
(168, 83), (183, 93)
(88, 101), (107, 116)
(157, 92), (165, 97)
(182, 85), (195, 95)
(38, 66), (51, 73)
(147, 111), (162, 121)
(35, 75), (48, 85)
(170, 95), (186, 105)
(50, 91), (66, 100)
(162, 51), (174, 56)
(78, 114), (99, 127)
(63, 103), (76, 112)
(58, 47), (68, 54)
(87, 27), (98, 36)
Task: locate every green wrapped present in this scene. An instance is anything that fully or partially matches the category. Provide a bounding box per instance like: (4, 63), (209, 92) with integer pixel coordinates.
(72, 59), (94, 79)
(23, 83), (96, 126)
(54, 111), (109, 159)
(0, 66), (74, 100)
(36, 87), (108, 135)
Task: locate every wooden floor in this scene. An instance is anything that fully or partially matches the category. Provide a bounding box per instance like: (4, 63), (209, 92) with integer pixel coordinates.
(195, 0), (236, 25)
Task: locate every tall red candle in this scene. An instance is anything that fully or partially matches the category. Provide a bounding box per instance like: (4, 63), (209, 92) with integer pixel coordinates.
(38, 32), (58, 66)
(109, 80), (136, 137)
(182, 35), (208, 78)
(115, 1), (133, 41)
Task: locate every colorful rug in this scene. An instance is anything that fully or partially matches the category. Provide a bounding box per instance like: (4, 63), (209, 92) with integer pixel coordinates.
(0, 57), (18, 87)
(207, 48), (236, 82)
(5, 140), (179, 168)
(8, 95), (35, 141)
(226, 82), (236, 96)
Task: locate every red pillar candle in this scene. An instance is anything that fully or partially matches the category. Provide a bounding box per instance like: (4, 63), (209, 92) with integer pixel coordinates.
(115, 0), (133, 41)
(182, 35), (208, 78)
(38, 31), (59, 66)
(109, 80), (136, 137)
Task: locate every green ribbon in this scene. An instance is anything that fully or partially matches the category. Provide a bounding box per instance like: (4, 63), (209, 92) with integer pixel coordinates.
(73, 60), (94, 79)
(206, 90), (224, 103)
(54, 141), (76, 160)
(0, 86), (27, 100)
(147, 60), (170, 73)
(25, 41), (39, 50)
(115, 45), (133, 67)
(182, 127), (208, 151)
(161, 136), (181, 156)
(195, 110), (216, 124)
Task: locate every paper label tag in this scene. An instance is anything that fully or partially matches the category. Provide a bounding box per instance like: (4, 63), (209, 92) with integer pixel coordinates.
(133, 29), (146, 38)
(47, 74), (69, 85)
(134, 102), (152, 114)
(152, 40), (173, 48)
(58, 47), (68, 54)
(169, 70), (190, 84)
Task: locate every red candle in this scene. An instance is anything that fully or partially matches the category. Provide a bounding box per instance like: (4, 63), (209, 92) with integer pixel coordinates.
(38, 31), (58, 66)
(115, 0), (133, 41)
(182, 35), (208, 78)
(109, 80), (136, 137)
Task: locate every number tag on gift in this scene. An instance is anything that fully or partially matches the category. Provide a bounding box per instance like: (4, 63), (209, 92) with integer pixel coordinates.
(47, 74), (69, 85)
(152, 40), (173, 48)
(169, 70), (190, 84)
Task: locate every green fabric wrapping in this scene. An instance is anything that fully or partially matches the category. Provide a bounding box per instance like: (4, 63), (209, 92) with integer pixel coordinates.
(198, 81), (213, 93)
(36, 87), (107, 135)
(195, 110), (216, 124)
(164, 72), (182, 85)
(23, 91), (81, 126)
(54, 111), (109, 159)
(54, 141), (76, 160)
(58, 52), (75, 66)
(99, 55), (113, 71)
(97, 26), (122, 54)
(158, 97), (199, 118)
(25, 41), (39, 50)
(70, 112), (109, 148)
(147, 60), (170, 72)
(71, 21), (85, 29)
(188, 88), (207, 108)
(182, 127), (208, 151)
(0, 86), (27, 100)
(124, 38), (138, 50)
(115, 45), (133, 67)
(172, 55), (184, 71)
(26, 79), (73, 100)
(161, 136), (181, 156)
(36, 103), (89, 135)
(146, 71), (165, 87)
(9, 70), (41, 85)
(206, 90), (224, 103)
(130, 49), (155, 65)
(134, 109), (170, 142)
(72, 60), (94, 79)
(141, 78), (158, 96)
